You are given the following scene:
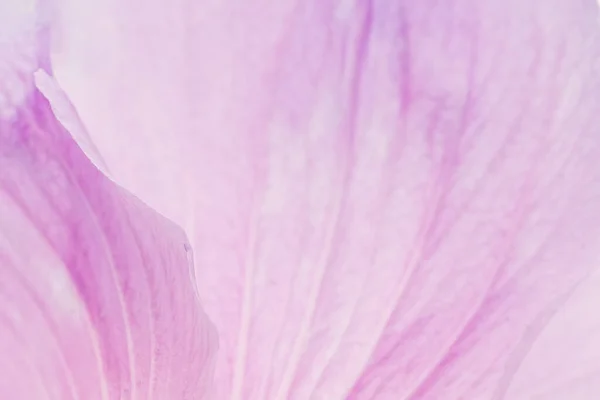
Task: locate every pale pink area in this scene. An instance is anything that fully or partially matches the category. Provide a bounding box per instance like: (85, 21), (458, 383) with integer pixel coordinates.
(504, 268), (600, 400)
(50, 0), (600, 399)
(0, 7), (217, 396)
(0, 0), (42, 118)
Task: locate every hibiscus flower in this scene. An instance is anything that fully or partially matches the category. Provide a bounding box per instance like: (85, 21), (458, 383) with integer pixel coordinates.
(2, 0), (600, 399)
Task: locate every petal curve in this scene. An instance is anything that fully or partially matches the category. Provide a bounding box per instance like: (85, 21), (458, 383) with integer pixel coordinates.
(49, 0), (600, 399)
(0, 17), (217, 397)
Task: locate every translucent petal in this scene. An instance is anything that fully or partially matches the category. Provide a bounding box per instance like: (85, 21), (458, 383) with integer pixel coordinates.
(50, 0), (600, 398)
(0, 6), (217, 394)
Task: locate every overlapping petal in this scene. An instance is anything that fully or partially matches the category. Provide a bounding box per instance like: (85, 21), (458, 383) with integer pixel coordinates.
(50, 0), (600, 399)
(0, 2), (217, 397)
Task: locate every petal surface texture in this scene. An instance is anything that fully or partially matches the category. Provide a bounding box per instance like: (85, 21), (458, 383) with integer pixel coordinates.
(50, 0), (600, 399)
(0, 3), (217, 398)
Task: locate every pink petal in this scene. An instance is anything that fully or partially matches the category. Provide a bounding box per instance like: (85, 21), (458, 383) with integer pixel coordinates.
(50, 0), (600, 398)
(0, 7), (217, 398)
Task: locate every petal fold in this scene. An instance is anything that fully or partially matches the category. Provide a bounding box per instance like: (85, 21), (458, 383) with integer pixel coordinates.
(0, 67), (217, 400)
